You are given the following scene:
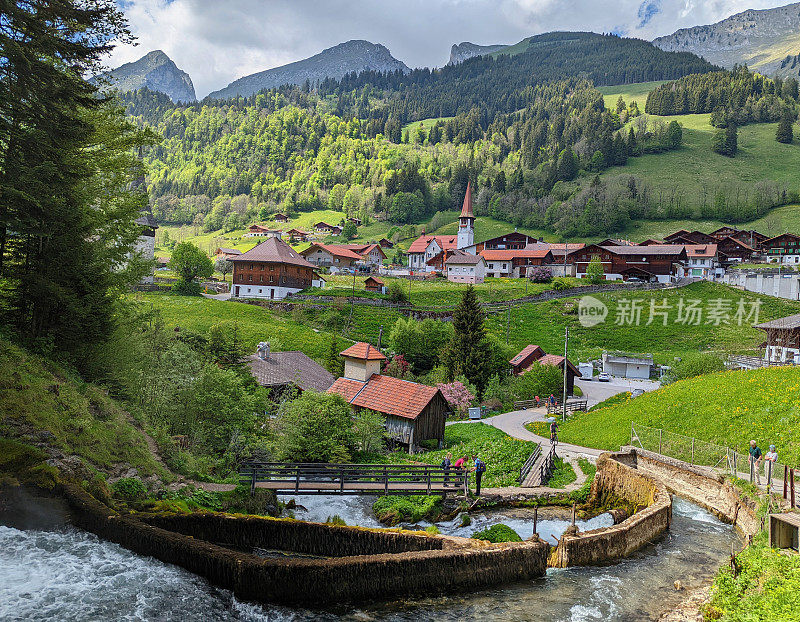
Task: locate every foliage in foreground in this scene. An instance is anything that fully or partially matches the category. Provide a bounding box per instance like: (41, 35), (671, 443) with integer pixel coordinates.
(547, 458), (577, 489)
(472, 523), (523, 543)
(707, 540), (800, 621)
(372, 495), (443, 525)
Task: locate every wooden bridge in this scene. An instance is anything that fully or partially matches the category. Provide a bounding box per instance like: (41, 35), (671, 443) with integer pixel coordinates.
(240, 462), (470, 496)
(518, 444), (558, 487)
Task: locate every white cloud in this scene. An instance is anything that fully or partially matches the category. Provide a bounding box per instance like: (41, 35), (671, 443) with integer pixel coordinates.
(106, 0), (792, 98)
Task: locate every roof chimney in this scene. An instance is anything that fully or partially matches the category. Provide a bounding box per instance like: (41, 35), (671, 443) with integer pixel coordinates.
(257, 341), (270, 360)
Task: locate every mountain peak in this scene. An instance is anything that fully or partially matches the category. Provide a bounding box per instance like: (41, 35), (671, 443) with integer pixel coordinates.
(207, 40), (409, 100)
(97, 50), (196, 103)
(448, 42), (507, 65)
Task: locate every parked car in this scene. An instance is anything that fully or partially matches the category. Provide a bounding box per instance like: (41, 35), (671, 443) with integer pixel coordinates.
(631, 388), (645, 398)
(597, 372), (611, 382)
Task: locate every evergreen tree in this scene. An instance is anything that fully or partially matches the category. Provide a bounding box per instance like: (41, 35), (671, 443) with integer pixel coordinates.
(725, 123), (738, 156)
(776, 108), (794, 144)
(445, 286), (490, 397)
(325, 335), (344, 377)
(556, 148), (578, 181)
(616, 95), (626, 114)
(493, 170), (507, 192)
(0, 1), (146, 367)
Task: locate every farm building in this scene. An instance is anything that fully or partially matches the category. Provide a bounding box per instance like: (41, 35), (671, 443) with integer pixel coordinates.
(601, 352), (654, 379)
(509, 345), (579, 394)
(364, 276), (386, 293)
(245, 342), (334, 396)
(327, 343), (447, 450)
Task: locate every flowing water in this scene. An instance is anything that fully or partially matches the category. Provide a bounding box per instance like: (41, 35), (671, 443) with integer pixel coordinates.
(0, 489), (740, 622)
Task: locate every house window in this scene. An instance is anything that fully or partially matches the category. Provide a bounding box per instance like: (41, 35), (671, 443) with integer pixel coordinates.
(248, 275), (252, 282)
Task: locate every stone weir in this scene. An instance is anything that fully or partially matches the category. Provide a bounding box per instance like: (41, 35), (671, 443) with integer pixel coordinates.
(59, 483), (549, 606)
(550, 452), (673, 568)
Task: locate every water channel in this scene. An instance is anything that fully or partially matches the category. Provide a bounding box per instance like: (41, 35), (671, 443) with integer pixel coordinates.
(0, 488), (740, 622)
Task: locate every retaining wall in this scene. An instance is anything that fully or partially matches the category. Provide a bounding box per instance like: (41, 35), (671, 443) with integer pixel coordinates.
(60, 483), (549, 605)
(619, 446), (760, 536)
(550, 453), (672, 568)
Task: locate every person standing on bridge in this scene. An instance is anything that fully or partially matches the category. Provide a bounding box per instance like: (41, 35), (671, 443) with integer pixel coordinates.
(441, 452), (452, 487)
(454, 455), (467, 470)
(765, 445), (778, 488)
(472, 454), (486, 495)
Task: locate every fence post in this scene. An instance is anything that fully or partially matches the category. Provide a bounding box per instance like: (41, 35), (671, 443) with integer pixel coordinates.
(767, 460), (773, 490)
(340, 467), (345, 493)
(750, 456), (754, 485)
(784, 465), (789, 499)
(659, 428), (662, 454)
(733, 452), (737, 479)
(792, 469), (796, 508)
(384, 465), (388, 496)
(251, 467), (256, 497)
(691, 437), (695, 465)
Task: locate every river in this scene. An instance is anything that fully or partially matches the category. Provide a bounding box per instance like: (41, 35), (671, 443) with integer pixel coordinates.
(0, 490), (739, 622)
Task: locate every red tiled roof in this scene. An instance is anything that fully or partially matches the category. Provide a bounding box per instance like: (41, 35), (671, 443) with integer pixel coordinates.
(684, 244), (718, 258)
(364, 276), (384, 285)
(230, 237), (315, 268)
(300, 243), (363, 260)
(460, 181), (474, 218)
(536, 354), (580, 376)
(480, 248), (551, 261)
(408, 235), (458, 254)
(510, 344), (543, 365)
(340, 342), (387, 361)
(329, 374), (441, 419)
(328, 377), (364, 402)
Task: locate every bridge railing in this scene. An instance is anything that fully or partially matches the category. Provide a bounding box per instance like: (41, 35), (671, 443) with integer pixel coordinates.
(546, 399), (588, 416)
(518, 444), (542, 484)
(240, 462), (470, 496)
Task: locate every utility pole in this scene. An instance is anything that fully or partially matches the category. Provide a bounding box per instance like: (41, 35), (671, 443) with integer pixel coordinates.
(563, 240), (568, 278)
(562, 326), (569, 422)
(377, 325), (383, 349)
(506, 302), (511, 344)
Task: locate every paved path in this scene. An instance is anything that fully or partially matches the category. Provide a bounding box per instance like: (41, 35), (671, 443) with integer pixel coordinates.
(576, 377), (661, 408)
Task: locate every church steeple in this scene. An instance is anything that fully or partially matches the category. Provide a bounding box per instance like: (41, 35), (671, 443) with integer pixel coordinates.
(457, 181), (475, 249)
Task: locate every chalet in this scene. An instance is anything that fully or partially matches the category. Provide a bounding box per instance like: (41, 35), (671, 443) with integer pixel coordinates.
(716, 236), (756, 263)
(301, 243), (362, 269)
(509, 344), (579, 394)
(230, 236), (324, 300)
(570, 244), (687, 283)
(328, 343), (447, 450)
(364, 276), (386, 293)
(246, 341), (334, 395)
(273, 213), (290, 223)
(348, 217), (362, 226)
(637, 239), (666, 246)
(247, 224), (283, 238)
(664, 230), (690, 243)
(709, 226), (740, 241)
(215, 247), (242, 260)
(285, 229), (309, 243)
(443, 249), (486, 284)
(133, 213), (158, 284)
(378, 238), (394, 249)
(763, 233), (800, 265)
(314, 221), (342, 235)
(479, 248), (554, 278)
(678, 231), (716, 244)
(342, 243), (386, 268)
(755, 314), (800, 364)
(596, 238), (632, 246)
(727, 229), (768, 250)
(461, 231), (540, 255)
(680, 244), (719, 279)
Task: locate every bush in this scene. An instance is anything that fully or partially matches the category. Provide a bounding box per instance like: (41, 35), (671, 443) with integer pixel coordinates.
(663, 353), (726, 383)
(419, 439), (439, 451)
(372, 495), (442, 524)
(510, 362), (563, 403)
(551, 278), (570, 291)
(529, 266), (552, 283)
(425, 525), (440, 535)
(112, 477), (148, 502)
(171, 280), (203, 296)
(387, 281), (409, 303)
(472, 523), (522, 543)
(325, 514), (347, 526)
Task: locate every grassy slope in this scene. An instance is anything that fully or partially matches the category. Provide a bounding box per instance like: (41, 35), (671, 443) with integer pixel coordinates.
(0, 338), (169, 479)
(558, 365), (800, 464)
(596, 81), (670, 109)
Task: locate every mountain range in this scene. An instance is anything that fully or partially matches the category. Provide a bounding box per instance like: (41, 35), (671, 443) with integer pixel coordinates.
(653, 2), (800, 78)
(206, 40), (409, 100)
(447, 42), (507, 65)
(94, 50), (196, 103)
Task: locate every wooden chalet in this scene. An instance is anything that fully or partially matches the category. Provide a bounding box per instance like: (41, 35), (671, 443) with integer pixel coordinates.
(246, 342), (334, 395)
(364, 276), (385, 292)
(716, 236), (756, 263)
(509, 345), (579, 394)
(314, 221), (342, 234)
(762, 233), (800, 265)
(755, 314), (800, 364)
(285, 228), (309, 243)
(215, 247), (242, 260)
(378, 237), (394, 249)
(230, 236), (320, 300)
(328, 343), (447, 449)
(273, 213), (290, 223)
(569, 244), (687, 283)
(479, 248), (554, 278)
(462, 231), (540, 254)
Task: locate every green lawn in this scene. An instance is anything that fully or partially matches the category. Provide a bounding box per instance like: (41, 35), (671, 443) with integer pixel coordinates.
(596, 81), (670, 110)
(558, 365), (800, 464)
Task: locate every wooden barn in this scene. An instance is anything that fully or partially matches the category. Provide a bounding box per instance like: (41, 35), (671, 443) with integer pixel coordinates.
(327, 342), (447, 450)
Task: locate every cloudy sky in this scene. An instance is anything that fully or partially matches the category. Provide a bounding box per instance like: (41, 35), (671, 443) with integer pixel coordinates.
(110, 0), (790, 98)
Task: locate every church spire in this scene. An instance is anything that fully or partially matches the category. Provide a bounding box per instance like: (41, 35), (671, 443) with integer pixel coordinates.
(460, 181), (474, 218)
(457, 181), (475, 250)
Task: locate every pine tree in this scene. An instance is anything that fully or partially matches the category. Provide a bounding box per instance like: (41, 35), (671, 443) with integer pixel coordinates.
(776, 108), (794, 144)
(445, 286), (490, 397)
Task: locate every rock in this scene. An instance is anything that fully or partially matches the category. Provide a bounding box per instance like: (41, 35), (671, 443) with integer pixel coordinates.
(674, 580), (684, 590)
(609, 507), (629, 524)
(36, 430), (55, 443)
(447, 42), (507, 65)
(93, 50), (196, 103)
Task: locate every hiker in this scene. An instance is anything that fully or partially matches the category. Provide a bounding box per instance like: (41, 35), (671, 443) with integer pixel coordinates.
(454, 455), (467, 470)
(550, 419), (559, 445)
(765, 445), (779, 486)
(441, 452), (452, 487)
(749, 440), (763, 485)
(549, 394), (556, 408)
(534, 395), (541, 408)
(472, 454), (487, 495)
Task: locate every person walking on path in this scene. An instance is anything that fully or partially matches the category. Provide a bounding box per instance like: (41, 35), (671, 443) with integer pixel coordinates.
(765, 445), (779, 488)
(749, 440), (763, 485)
(534, 395), (541, 408)
(472, 454), (486, 496)
(550, 419), (559, 446)
(549, 394), (556, 408)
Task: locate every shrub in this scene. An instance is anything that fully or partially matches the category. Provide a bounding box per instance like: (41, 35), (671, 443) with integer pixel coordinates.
(419, 439), (439, 451)
(171, 280), (203, 296)
(325, 514), (347, 526)
(459, 513), (472, 527)
(551, 278), (569, 291)
(387, 281), (409, 303)
(425, 525), (440, 535)
(112, 477), (148, 502)
(529, 266), (552, 283)
(372, 495), (442, 524)
(472, 523), (522, 543)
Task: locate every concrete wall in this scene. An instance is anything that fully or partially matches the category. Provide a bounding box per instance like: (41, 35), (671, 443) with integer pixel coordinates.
(550, 453), (672, 568)
(60, 482), (549, 606)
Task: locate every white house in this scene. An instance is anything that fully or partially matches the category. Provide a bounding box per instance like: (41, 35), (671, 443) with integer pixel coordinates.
(601, 352), (654, 379)
(680, 244), (718, 279)
(445, 250), (486, 284)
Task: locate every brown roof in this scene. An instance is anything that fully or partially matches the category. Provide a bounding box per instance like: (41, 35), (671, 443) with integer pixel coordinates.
(329, 374), (441, 420)
(460, 181), (474, 218)
(510, 344), (543, 366)
(599, 244), (686, 256)
(364, 276), (384, 285)
(684, 244), (718, 258)
(755, 314), (800, 330)
(231, 237), (315, 268)
(446, 249), (483, 265)
(216, 247), (241, 255)
(340, 342), (387, 361)
(536, 354), (580, 376)
(246, 352), (334, 392)
(300, 243), (363, 261)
